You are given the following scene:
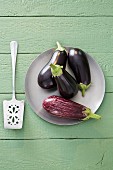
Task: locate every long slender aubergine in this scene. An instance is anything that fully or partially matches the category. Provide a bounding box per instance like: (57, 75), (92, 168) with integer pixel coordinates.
(43, 95), (101, 120)
(50, 64), (78, 99)
(68, 48), (91, 96)
(38, 42), (67, 89)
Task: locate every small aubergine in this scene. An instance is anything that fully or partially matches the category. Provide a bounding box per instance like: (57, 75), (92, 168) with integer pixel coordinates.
(43, 95), (101, 120)
(50, 64), (78, 99)
(68, 48), (91, 96)
(38, 42), (67, 89)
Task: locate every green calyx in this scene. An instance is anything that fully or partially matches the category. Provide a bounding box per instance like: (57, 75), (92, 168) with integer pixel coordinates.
(50, 64), (63, 77)
(82, 108), (101, 121)
(56, 41), (66, 52)
(79, 83), (91, 97)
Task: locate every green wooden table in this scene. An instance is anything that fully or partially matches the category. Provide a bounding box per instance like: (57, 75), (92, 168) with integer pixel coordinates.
(0, 0), (113, 169)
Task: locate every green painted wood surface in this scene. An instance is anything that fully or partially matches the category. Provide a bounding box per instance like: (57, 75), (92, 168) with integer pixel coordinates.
(0, 139), (112, 170)
(0, 93), (112, 139)
(0, 17), (112, 53)
(0, 0), (113, 16)
(0, 0), (113, 169)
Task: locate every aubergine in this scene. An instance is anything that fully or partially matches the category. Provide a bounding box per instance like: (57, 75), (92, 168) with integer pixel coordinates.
(68, 48), (91, 96)
(38, 42), (68, 89)
(50, 64), (78, 99)
(43, 95), (101, 120)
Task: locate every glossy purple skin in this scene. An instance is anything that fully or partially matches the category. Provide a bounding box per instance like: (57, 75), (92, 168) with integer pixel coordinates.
(38, 50), (67, 89)
(55, 69), (78, 99)
(43, 95), (86, 120)
(68, 48), (91, 85)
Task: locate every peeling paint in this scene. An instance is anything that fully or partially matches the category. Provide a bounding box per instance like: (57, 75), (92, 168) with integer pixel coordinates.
(96, 152), (105, 166)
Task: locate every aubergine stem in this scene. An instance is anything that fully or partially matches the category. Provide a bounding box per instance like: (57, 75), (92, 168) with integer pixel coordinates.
(56, 41), (66, 52)
(50, 64), (63, 77)
(82, 108), (101, 120)
(79, 83), (91, 97)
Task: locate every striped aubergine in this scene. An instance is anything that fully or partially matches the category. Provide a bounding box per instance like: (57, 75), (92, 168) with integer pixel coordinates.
(43, 95), (101, 120)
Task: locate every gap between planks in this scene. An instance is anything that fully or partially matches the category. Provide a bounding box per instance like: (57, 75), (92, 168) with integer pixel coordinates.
(0, 15), (113, 18)
(0, 92), (112, 95)
(0, 52), (113, 54)
(0, 137), (113, 140)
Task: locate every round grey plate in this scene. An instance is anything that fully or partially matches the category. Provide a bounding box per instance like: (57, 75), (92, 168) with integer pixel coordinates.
(25, 48), (105, 125)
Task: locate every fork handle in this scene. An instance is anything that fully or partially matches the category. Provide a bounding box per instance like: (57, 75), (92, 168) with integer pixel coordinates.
(10, 41), (18, 99)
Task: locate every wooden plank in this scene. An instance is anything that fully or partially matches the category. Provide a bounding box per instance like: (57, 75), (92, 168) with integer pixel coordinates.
(0, 139), (112, 170)
(0, 53), (112, 93)
(105, 77), (113, 93)
(0, 17), (112, 53)
(0, 0), (113, 16)
(0, 93), (112, 139)
(90, 53), (113, 77)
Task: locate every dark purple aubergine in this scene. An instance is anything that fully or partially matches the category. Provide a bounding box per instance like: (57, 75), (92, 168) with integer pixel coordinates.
(50, 64), (78, 99)
(38, 42), (67, 89)
(68, 48), (91, 96)
(43, 95), (101, 120)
